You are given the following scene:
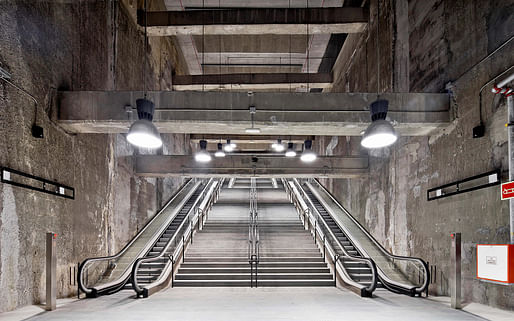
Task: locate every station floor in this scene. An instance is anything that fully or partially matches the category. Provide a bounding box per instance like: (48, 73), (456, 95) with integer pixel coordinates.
(2, 287), (513, 321)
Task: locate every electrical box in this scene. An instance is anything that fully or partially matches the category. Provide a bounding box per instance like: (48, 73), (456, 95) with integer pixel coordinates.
(476, 244), (514, 284)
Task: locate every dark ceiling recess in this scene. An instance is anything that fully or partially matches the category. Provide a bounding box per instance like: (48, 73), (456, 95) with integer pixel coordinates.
(318, 34), (347, 73)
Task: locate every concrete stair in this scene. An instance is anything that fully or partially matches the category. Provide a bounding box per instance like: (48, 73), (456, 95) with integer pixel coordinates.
(173, 183), (333, 287)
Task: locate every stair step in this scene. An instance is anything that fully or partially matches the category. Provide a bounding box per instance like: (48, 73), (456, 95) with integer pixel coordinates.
(175, 273), (333, 280)
(173, 280), (334, 287)
(178, 268), (331, 274)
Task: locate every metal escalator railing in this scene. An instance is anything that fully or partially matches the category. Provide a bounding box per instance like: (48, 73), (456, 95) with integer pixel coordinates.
(283, 179), (377, 297)
(78, 178), (201, 297)
(248, 178), (259, 287)
(305, 178), (429, 296)
(131, 179), (223, 298)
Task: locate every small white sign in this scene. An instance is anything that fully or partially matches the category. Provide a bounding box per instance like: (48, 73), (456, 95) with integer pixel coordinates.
(486, 256), (497, 265)
(477, 245), (508, 282)
(436, 189), (442, 197)
(3, 171), (10, 181)
(59, 187), (65, 195)
(488, 173), (498, 184)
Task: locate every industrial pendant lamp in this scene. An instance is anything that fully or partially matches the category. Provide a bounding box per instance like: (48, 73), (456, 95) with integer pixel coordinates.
(285, 142), (296, 157)
(127, 0), (162, 149)
(195, 140), (211, 162)
(361, 100), (397, 148)
(272, 139), (285, 152)
(215, 143), (226, 157)
(127, 99), (162, 148)
(224, 139), (236, 152)
(361, 1), (397, 149)
(245, 106), (261, 134)
(301, 140), (317, 162)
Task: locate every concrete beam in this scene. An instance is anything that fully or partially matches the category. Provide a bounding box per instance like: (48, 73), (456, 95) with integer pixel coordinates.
(57, 91), (451, 136)
(172, 73), (332, 90)
(135, 155), (369, 178)
(138, 8), (368, 36)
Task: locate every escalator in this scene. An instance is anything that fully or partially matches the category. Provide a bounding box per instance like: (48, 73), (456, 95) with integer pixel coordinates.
(294, 179), (429, 297)
(133, 187), (204, 287)
(78, 179), (207, 297)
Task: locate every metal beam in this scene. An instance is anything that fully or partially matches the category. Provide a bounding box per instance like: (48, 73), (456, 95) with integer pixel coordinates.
(172, 73), (332, 91)
(138, 8), (368, 36)
(135, 155), (368, 178)
(57, 91), (451, 136)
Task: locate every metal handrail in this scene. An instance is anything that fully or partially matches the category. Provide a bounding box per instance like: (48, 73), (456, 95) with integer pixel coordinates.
(306, 178), (429, 295)
(248, 178), (259, 287)
(284, 178), (378, 296)
(78, 178), (197, 296)
(131, 179), (222, 297)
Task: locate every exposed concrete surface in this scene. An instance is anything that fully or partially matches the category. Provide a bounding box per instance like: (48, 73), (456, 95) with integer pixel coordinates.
(0, 0), (187, 313)
(322, 0), (514, 311)
(2, 288), (510, 321)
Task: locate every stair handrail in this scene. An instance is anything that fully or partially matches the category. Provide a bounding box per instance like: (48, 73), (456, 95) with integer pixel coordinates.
(78, 178), (198, 296)
(284, 178), (378, 296)
(248, 178), (259, 287)
(131, 179), (220, 297)
(306, 178), (429, 295)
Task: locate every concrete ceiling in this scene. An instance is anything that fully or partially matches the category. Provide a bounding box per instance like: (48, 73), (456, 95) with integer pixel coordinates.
(162, 0), (362, 90)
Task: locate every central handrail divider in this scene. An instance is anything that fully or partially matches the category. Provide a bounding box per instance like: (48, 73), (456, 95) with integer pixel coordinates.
(78, 178), (200, 297)
(283, 178), (378, 297)
(248, 178), (259, 287)
(131, 178), (223, 298)
(305, 178), (429, 296)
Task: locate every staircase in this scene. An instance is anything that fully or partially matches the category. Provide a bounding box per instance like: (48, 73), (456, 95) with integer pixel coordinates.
(302, 186), (379, 288)
(174, 181), (333, 287)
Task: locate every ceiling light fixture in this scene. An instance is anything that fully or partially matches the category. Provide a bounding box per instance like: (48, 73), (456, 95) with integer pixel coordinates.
(361, 100), (397, 149)
(245, 106), (261, 134)
(301, 140), (317, 162)
(127, 0), (162, 149)
(224, 139), (236, 152)
(272, 139), (285, 152)
(285, 142), (297, 157)
(127, 99), (162, 148)
(215, 143), (226, 157)
(195, 139), (211, 162)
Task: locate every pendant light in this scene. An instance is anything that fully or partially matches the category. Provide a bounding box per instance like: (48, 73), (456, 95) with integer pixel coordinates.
(195, 140), (211, 162)
(127, 0), (162, 149)
(215, 142), (226, 157)
(224, 139), (236, 152)
(272, 139), (285, 152)
(285, 142), (296, 157)
(301, 139), (317, 162)
(361, 1), (397, 149)
(245, 106), (261, 134)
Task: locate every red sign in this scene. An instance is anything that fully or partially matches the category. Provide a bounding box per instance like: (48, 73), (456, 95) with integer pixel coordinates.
(501, 181), (514, 200)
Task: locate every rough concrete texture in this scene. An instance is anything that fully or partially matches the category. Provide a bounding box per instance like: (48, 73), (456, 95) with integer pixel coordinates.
(0, 0), (186, 312)
(323, 0), (514, 311)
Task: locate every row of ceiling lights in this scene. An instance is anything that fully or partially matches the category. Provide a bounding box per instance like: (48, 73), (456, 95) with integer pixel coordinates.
(125, 100), (397, 152)
(194, 139), (317, 163)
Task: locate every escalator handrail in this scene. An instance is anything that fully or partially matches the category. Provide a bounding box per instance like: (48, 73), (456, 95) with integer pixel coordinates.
(285, 179), (378, 295)
(78, 178), (197, 295)
(131, 179), (220, 295)
(307, 179), (429, 294)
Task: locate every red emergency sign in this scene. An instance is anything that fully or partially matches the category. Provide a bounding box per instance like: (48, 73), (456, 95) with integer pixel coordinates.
(501, 181), (514, 200)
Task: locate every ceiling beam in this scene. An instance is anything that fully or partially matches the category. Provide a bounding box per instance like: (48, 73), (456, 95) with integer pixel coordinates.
(172, 73), (332, 90)
(135, 155), (368, 178)
(189, 134), (313, 144)
(57, 91), (451, 136)
(138, 7), (368, 36)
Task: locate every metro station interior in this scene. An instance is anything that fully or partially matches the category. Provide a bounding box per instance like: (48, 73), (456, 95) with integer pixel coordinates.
(0, 1), (513, 320)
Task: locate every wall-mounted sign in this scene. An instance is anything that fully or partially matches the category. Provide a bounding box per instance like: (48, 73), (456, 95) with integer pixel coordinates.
(501, 181), (514, 200)
(477, 244), (513, 284)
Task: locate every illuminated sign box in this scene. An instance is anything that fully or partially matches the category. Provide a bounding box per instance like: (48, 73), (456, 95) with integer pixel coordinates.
(476, 244), (514, 284)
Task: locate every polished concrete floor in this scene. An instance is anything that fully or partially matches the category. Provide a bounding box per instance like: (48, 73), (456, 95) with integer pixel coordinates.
(4, 287), (512, 321)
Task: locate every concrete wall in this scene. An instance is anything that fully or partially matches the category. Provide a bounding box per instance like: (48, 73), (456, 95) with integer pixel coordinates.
(0, 1), (186, 312)
(324, 0), (514, 310)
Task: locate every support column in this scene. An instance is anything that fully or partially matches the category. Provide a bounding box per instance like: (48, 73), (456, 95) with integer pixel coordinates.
(46, 232), (57, 311)
(450, 232), (461, 309)
(508, 95), (514, 244)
